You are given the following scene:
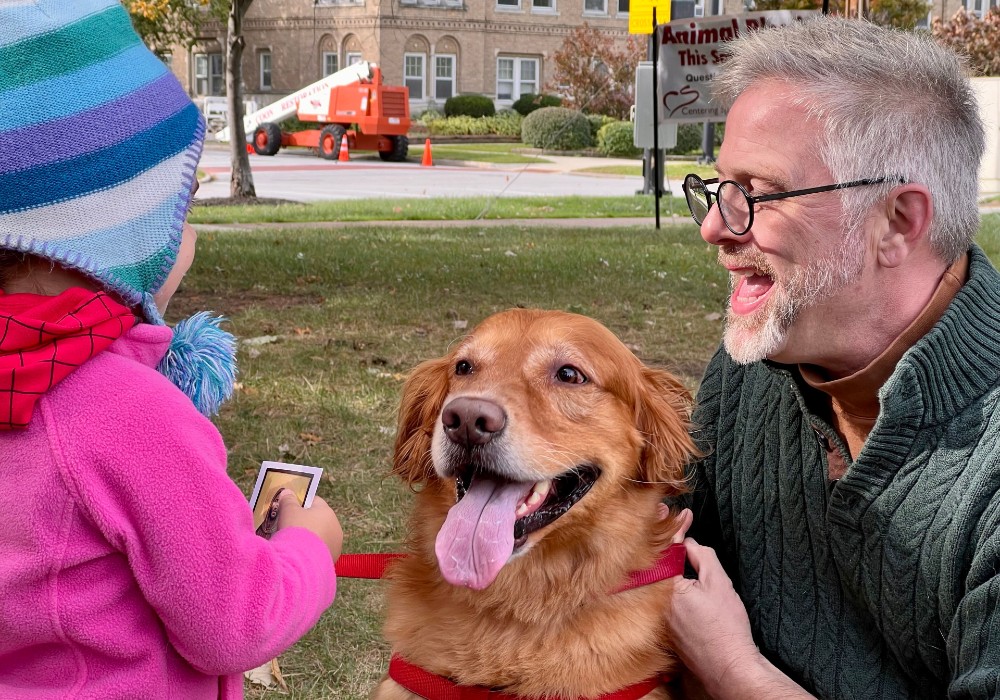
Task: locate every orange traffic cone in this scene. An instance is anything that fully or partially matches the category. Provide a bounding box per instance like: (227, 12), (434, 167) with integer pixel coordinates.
(421, 138), (434, 167)
(338, 134), (350, 162)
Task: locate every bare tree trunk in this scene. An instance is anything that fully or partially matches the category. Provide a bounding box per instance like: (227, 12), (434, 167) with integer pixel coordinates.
(226, 0), (256, 200)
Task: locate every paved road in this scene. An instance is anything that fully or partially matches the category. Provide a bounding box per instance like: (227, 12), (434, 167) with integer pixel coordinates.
(194, 143), (653, 202)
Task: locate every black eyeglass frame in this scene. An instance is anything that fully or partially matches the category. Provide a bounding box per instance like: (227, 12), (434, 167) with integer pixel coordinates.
(682, 173), (905, 236)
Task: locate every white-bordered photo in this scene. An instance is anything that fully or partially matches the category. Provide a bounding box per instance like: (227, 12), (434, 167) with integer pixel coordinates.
(249, 461), (324, 538)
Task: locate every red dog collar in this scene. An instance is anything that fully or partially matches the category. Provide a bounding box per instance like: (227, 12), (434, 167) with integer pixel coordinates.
(349, 545), (686, 700)
(389, 655), (666, 700)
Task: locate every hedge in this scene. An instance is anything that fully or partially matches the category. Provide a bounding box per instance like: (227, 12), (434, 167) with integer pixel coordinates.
(444, 94), (496, 118)
(597, 121), (641, 158)
(521, 107), (593, 151)
(512, 93), (562, 116)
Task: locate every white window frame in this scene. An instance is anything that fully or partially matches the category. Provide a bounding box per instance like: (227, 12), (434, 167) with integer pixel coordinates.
(968, 0), (1000, 16)
(532, 0), (556, 11)
(259, 50), (272, 91)
(432, 54), (456, 101)
(584, 0), (607, 14)
(322, 51), (339, 77)
(404, 52), (426, 100)
(496, 56), (539, 102)
(346, 52), (363, 66)
(193, 52), (223, 96)
(496, 0), (521, 10)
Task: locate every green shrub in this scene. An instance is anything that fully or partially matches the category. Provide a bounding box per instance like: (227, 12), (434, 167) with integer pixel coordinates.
(418, 109), (444, 126)
(512, 93), (562, 116)
(444, 94), (496, 118)
(666, 122), (724, 155)
(521, 107), (593, 151)
(586, 114), (617, 142)
(482, 110), (523, 137)
(597, 121), (641, 158)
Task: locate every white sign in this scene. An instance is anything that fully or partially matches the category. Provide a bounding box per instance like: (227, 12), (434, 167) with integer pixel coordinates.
(657, 10), (820, 124)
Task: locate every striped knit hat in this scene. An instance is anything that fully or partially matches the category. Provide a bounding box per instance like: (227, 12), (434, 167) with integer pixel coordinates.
(0, 0), (204, 325)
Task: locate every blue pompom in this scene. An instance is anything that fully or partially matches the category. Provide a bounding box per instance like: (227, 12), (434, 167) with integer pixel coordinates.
(157, 311), (238, 417)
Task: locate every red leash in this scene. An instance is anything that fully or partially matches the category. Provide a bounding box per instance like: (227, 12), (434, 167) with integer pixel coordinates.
(336, 543), (686, 590)
(336, 552), (405, 579)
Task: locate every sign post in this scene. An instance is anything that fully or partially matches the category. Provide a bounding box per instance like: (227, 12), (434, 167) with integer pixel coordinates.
(629, 0), (669, 229)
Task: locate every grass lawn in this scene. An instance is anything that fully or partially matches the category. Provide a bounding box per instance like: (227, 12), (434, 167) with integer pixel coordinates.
(172, 214), (1000, 699)
(188, 195), (678, 225)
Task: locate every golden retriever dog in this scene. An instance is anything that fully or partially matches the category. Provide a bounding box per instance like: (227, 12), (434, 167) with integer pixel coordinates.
(372, 308), (695, 700)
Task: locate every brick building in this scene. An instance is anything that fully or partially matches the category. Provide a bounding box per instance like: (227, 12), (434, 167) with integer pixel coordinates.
(166, 0), (976, 116)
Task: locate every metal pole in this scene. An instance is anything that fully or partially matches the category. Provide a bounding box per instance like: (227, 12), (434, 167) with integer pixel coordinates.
(652, 5), (661, 230)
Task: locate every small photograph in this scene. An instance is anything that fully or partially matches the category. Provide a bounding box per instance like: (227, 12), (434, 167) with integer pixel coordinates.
(248, 461), (324, 538)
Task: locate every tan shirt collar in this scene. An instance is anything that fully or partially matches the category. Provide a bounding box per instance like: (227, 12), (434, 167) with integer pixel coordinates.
(801, 253), (969, 420)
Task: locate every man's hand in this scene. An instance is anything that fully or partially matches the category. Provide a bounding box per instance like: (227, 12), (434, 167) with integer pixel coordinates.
(666, 535), (814, 699)
(276, 490), (344, 562)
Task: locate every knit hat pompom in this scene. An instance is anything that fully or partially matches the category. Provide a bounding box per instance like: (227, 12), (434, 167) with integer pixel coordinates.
(0, 0), (204, 325)
(158, 312), (238, 417)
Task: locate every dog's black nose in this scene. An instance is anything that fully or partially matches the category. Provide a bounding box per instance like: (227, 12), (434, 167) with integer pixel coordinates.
(441, 397), (506, 447)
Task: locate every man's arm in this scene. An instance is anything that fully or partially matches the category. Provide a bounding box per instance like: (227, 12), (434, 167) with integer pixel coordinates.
(666, 538), (815, 700)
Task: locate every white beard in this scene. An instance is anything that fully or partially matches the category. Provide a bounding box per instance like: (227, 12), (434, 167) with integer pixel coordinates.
(722, 232), (866, 365)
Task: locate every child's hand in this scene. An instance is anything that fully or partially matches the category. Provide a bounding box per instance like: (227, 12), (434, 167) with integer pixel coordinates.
(275, 490), (344, 562)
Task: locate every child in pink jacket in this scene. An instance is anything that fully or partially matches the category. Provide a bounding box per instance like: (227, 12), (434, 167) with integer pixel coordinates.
(0, 2), (344, 698)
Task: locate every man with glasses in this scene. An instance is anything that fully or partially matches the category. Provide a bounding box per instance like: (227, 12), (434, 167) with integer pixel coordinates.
(663, 17), (1000, 699)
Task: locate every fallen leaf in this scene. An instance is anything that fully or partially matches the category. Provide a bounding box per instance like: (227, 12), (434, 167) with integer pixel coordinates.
(293, 327), (312, 336)
(299, 432), (323, 445)
(704, 312), (722, 321)
(453, 320), (468, 330)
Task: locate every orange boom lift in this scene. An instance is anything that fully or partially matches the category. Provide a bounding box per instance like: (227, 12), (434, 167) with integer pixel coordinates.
(250, 65), (411, 161)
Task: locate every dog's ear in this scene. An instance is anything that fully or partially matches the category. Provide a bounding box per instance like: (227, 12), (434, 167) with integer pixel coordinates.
(633, 366), (696, 496)
(392, 355), (453, 486)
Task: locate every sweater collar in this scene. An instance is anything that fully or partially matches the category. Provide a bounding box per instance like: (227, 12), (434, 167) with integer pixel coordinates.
(881, 245), (1000, 425)
(764, 245), (1000, 428)
(798, 253), (969, 419)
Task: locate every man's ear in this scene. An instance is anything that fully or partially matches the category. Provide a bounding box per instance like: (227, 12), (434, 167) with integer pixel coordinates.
(878, 183), (933, 269)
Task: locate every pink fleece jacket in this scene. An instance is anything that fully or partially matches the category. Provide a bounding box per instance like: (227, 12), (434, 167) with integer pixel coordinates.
(0, 324), (336, 699)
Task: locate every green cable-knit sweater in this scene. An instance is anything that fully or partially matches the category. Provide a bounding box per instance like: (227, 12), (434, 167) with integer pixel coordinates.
(689, 245), (1000, 699)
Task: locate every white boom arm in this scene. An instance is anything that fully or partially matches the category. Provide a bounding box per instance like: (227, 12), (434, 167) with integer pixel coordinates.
(214, 61), (374, 142)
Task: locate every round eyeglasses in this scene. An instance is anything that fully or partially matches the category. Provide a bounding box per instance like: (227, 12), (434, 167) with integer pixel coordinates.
(682, 173), (904, 236)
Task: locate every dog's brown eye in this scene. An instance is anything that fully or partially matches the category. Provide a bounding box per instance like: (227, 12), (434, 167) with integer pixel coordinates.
(455, 360), (473, 376)
(556, 365), (587, 384)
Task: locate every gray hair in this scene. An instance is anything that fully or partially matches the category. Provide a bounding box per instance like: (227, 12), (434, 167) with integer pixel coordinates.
(712, 17), (985, 263)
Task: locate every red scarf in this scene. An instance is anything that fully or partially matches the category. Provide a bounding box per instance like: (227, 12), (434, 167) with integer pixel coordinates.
(0, 288), (135, 430)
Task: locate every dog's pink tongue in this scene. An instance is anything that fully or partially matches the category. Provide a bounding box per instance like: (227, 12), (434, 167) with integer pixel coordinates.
(435, 476), (534, 590)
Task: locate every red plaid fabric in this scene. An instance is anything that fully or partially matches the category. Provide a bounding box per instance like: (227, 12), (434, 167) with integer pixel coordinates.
(0, 288), (135, 430)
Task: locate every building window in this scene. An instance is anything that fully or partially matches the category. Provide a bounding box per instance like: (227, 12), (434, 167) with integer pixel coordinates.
(533, 0), (555, 9)
(259, 51), (272, 91)
(193, 52), (223, 96)
(346, 52), (363, 66)
(404, 53), (426, 99)
(496, 57), (538, 101)
(584, 0), (607, 12)
(497, 0), (521, 9)
(323, 52), (339, 77)
(433, 54), (455, 100)
(618, 0), (628, 12)
(966, 0), (998, 16)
